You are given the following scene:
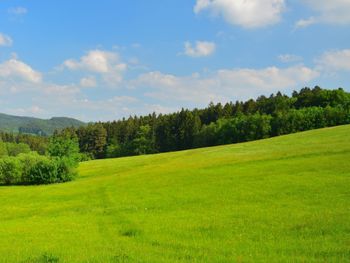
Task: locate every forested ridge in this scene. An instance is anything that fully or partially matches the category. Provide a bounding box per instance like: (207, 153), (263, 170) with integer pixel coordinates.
(0, 113), (85, 135)
(1, 86), (349, 163)
(63, 86), (350, 159)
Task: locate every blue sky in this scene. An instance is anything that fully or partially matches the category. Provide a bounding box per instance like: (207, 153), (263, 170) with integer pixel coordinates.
(0, 0), (349, 121)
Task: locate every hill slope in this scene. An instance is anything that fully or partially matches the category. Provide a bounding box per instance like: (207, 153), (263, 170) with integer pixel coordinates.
(0, 113), (85, 135)
(0, 126), (349, 262)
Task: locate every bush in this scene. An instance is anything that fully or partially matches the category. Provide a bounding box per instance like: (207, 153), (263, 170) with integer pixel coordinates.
(56, 157), (77, 182)
(0, 157), (22, 185)
(28, 158), (59, 185)
(0, 153), (78, 185)
(78, 152), (93, 162)
(0, 137), (80, 186)
(17, 152), (47, 184)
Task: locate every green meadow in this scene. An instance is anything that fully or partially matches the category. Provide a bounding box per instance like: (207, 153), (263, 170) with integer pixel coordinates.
(0, 125), (349, 262)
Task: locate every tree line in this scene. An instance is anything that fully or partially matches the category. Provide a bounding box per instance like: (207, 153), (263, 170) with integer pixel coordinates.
(0, 132), (48, 154)
(56, 86), (350, 159)
(1, 86), (349, 185)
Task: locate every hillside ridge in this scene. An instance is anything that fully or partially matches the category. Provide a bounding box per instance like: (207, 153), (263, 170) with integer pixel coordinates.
(0, 112), (85, 135)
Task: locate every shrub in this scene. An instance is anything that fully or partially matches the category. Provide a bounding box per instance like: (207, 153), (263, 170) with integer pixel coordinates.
(0, 157), (22, 185)
(0, 138), (80, 186)
(78, 152), (93, 162)
(56, 157), (77, 182)
(29, 158), (59, 185)
(17, 152), (47, 184)
(0, 153), (77, 185)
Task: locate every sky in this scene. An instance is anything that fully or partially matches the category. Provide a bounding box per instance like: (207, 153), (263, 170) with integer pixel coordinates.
(0, 0), (349, 122)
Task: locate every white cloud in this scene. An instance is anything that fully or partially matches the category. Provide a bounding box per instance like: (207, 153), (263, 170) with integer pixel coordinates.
(278, 54), (303, 63)
(8, 7), (28, 15)
(80, 76), (97, 88)
(131, 65), (319, 105)
(0, 33), (13, 47)
(194, 0), (286, 28)
(63, 50), (127, 86)
(184, 41), (216, 57)
(298, 0), (350, 27)
(0, 59), (42, 83)
(64, 50), (124, 73)
(316, 49), (350, 71)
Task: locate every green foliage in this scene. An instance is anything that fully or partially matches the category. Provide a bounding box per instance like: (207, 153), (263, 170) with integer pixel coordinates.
(77, 152), (93, 162)
(6, 142), (31, 156)
(28, 158), (58, 185)
(17, 152), (43, 184)
(77, 124), (107, 159)
(48, 133), (79, 161)
(0, 142), (8, 157)
(55, 157), (78, 182)
(0, 132), (48, 154)
(46, 132), (79, 182)
(106, 143), (123, 158)
(0, 157), (22, 185)
(195, 113), (272, 147)
(54, 87), (350, 159)
(0, 135), (79, 185)
(271, 106), (350, 136)
(132, 125), (155, 155)
(2, 86), (350, 162)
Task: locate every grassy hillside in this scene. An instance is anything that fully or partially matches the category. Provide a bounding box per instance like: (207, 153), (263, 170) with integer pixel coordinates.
(0, 126), (349, 262)
(0, 113), (85, 135)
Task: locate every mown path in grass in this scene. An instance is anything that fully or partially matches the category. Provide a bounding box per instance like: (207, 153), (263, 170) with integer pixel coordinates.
(0, 125), (349, 262)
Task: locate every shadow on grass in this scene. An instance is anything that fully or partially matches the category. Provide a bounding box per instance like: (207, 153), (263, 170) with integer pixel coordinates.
(23, 253), (59, 263)
(120, 228), (141, 238)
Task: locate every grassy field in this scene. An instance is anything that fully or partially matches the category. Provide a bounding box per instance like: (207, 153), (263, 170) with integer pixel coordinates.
(0, 126), (349, 262)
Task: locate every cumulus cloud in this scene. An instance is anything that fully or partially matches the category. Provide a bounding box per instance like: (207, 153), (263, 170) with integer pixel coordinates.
(0, 33), (13, 47)
(316, 49), (350, 71)
(297, 0), (350, 27)
(64, 50), (124, 73)
(0, 59), (42, 83)
(184, 41), (216, 57)
(63, 50), (127, 85)
(194, 0), (286, 28)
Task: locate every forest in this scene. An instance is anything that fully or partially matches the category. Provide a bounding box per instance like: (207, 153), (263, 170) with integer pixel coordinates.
(0, 86), (349, 185)
(73, 86), (350, 159)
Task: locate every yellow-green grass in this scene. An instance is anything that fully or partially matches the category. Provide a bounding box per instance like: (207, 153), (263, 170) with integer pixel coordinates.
(0, 126), (350, 262)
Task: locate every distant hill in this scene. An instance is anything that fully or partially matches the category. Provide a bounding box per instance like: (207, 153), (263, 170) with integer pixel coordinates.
(0, 113), (85, 135)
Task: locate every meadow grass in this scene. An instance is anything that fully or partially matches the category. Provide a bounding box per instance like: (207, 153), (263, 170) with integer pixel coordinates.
(0, 125), (349, 262)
